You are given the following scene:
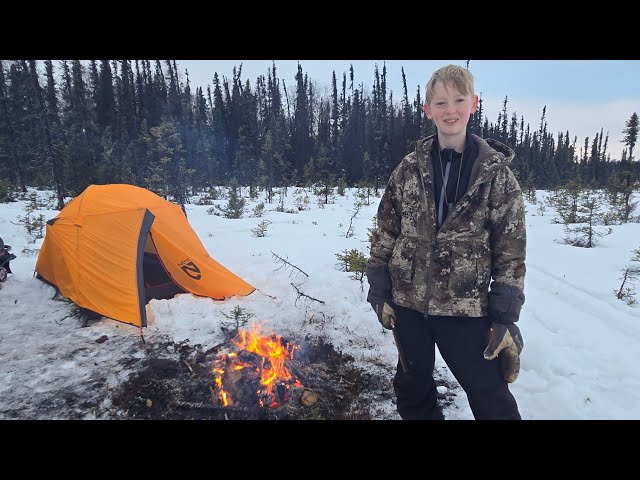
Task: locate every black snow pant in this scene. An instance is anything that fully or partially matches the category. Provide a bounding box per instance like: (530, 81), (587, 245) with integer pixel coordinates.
(392, 303), (521, 420)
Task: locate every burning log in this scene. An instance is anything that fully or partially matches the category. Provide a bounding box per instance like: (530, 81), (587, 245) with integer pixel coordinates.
(276, 383), (288, 404)
(211, 323), (303, 409)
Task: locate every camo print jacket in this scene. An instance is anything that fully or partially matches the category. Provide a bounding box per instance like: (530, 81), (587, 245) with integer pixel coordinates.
(366, 134), (526, 322)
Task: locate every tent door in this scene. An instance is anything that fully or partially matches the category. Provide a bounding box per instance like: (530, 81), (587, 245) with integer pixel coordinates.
(142, 233), (187, 302)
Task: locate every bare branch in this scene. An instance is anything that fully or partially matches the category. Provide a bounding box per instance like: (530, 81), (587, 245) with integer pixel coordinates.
(271, 251), (324, 306)
(291, 282), (325, 306)
(54, 314), (74, 325)
(182, 360), (196, 377)
(271, 250), (309, 278)
(345, 202), (361, 238)
(255, 288), (277, 300)
(615, 269), (632, 300)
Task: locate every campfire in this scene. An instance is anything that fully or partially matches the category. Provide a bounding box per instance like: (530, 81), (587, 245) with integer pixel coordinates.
(212, 323), (304, 409)
(109, 330), (380, 419)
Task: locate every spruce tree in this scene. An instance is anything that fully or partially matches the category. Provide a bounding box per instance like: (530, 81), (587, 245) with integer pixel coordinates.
(235, 79), (261, 194)
(0, 60), (26, 192)
(292, 64), (310, 182)
(564, 191), (612, 248)
(622, 113), (639, 161)
(143, 118), (189, 204)
(211, 72), (228, 183)
(37, 60), (66, 209)
(96, 60), (115, 132)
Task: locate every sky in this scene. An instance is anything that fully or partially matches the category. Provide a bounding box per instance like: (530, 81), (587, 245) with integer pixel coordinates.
(1, 187), (640, 419)
(178, 60), (640, 160)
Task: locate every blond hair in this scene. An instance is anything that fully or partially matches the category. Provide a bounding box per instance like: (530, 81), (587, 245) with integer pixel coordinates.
(425, 64), (475, 104)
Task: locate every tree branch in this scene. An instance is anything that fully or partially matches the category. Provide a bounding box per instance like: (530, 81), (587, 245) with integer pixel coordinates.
(271, 250), (309, 278)
(346, 202), (361, 238)
(291, 282), (325, 306)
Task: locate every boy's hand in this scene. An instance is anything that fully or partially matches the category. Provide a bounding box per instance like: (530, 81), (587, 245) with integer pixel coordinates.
(483, 322), (524, 383)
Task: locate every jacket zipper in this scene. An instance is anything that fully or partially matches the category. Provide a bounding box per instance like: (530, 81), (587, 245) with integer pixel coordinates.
(438, 157), (502, 231)
(417, 155), (434, 315)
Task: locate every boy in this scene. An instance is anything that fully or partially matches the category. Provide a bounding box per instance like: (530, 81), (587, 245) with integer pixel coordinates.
(366, 64), (526, 420)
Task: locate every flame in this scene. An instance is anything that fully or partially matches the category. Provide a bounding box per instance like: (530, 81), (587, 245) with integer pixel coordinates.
(214, 373), (230, 406)
(232, 326), (297, 392)
(212, 322), (301, 408)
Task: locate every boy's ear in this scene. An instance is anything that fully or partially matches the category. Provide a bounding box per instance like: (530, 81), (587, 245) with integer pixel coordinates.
(471, 95), (479, 114)
(423, 102), (432, 119)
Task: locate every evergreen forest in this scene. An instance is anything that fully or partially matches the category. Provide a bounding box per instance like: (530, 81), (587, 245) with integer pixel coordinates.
(1, 60), (638, 210)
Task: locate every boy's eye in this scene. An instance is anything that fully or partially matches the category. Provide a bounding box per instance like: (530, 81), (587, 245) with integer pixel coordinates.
(436, 102), (445, 106)
(456, 98), (465, 102)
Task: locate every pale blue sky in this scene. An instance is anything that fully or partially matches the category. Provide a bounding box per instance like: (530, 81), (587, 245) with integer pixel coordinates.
(178, 60), (640, 160)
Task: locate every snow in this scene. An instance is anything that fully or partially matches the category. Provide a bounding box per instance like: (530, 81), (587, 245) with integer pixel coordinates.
(1, 187), (639, 419)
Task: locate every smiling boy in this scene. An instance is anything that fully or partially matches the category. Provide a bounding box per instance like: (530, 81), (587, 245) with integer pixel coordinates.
(366, 64), (527, 420)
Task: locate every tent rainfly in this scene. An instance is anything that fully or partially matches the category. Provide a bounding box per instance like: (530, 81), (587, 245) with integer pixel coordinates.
(35, 184), (255, 327)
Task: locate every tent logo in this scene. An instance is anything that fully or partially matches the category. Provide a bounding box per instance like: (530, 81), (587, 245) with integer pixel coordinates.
(179, 258), (202, 280)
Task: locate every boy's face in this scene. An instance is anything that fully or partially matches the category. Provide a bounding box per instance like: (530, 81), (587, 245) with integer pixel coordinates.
(423, 81), (479, 141)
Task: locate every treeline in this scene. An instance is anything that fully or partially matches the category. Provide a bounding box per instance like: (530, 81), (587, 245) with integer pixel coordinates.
(0, 60), (638, 210)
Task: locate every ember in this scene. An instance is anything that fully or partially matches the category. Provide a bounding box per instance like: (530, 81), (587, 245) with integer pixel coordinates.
(212, 323), (303, 408)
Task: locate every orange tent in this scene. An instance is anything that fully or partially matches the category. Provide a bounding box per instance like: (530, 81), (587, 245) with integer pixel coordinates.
(35, 184), (255, 327)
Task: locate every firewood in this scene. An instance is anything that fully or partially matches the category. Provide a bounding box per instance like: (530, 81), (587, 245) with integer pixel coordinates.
(229, 369), (242, 383)
(182, 360), (196, 377)
(171, 400), (226, 412)
(299, 389), (319, 406)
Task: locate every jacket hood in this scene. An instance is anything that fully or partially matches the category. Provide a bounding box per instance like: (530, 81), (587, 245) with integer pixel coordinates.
(419, 134), (514, 163)
(417, 134), (515, 185)
(480, 136), (515, 166)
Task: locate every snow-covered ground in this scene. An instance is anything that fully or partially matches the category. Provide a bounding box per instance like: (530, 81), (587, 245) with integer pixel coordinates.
(1, 186), (639, 419)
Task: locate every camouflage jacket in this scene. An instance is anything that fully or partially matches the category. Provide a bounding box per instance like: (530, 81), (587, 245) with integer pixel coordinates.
(366, 134), (526, 322)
